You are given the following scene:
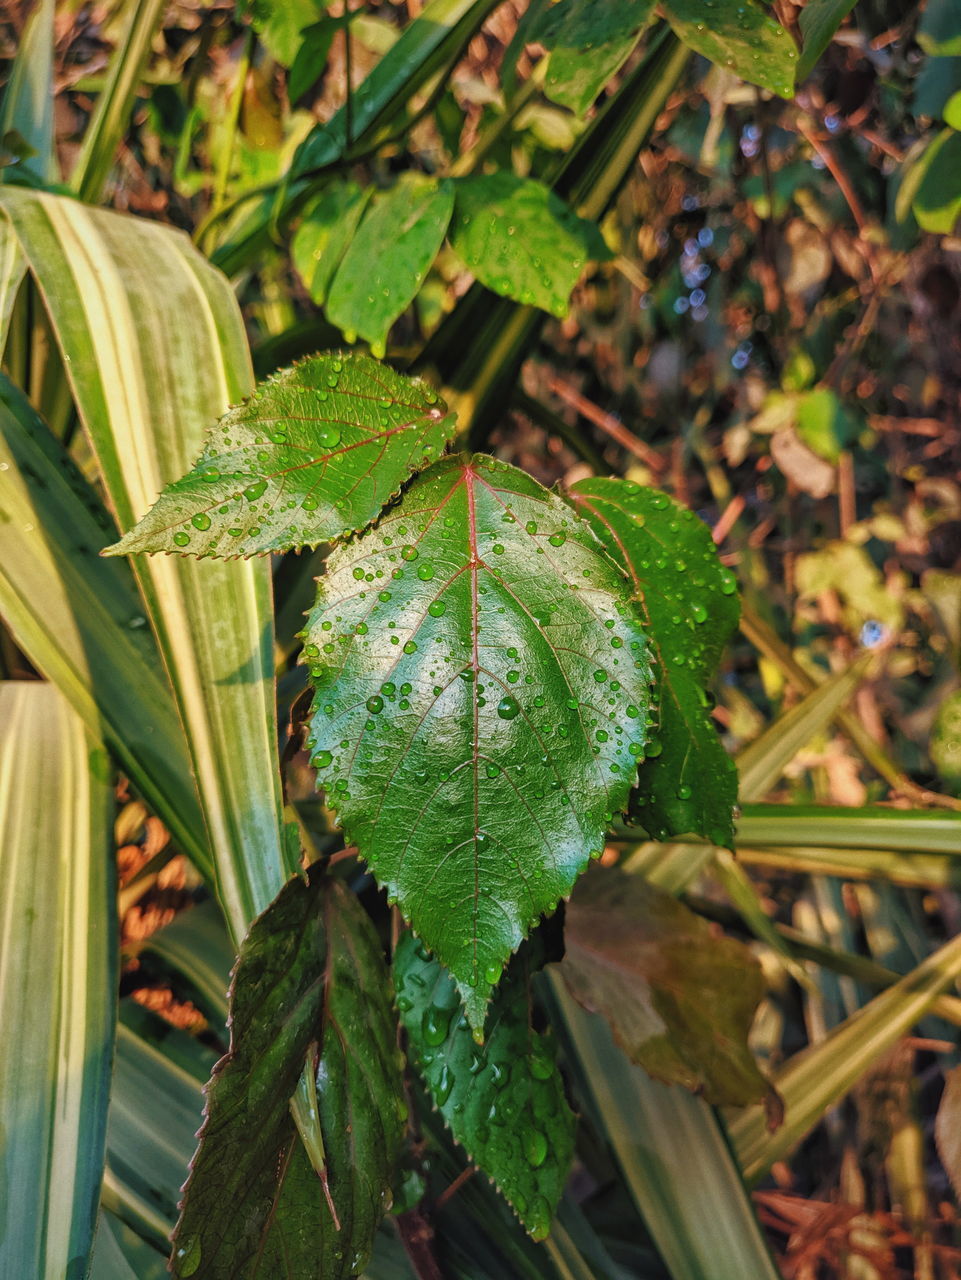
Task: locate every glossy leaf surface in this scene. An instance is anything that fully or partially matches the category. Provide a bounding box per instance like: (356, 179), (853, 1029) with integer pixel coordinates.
(532, 0), (655, 116)
(567, 478), (739, 846)
(292, 180), (370, 306)
(662, 0), (797, 98)
(394, 932), (574, 1241)
(449, 173), (610, 318)
(105, 354), (456, 558)
(562, 868), (768, 1105)
(172, 874), (405, 1279)
(326, 174), (454, 355)
(303, 454), (654, 1033)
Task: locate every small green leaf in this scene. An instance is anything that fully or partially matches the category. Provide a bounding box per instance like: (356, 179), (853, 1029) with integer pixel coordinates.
(326, 173), (454, 355)
(797, 0), (858, 80)
(394, 931), (575, 1241)
(449, 173), (610, 317)
(103, 353), (456, 558)
(171, 873), (405, 1280)
(567, 478), (738, 846)
(913, 127), (961, 233)
(292, 180), (370, 306)
(251, 0), (331, 66)
(561, 867), (769, 1106)
(662, 0), (797, 98)
(795, 387), (859, 463)
(288, 18), (340, 102)
(932, 689), (961, 786)
(302, 454), (654, 1034)
(532, 0), (655, 117)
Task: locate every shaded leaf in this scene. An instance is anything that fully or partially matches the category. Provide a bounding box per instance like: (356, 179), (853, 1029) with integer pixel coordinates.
(171, 874), (405, 1279)
(0, 0), (55, 183)
(449, 173), (610, 318)
(394, 931), (575, 1241)
(531, 0), (655, 116)
(919, 0), (961, 57)
(560, 867), (768, 1105)
(797, 0), (858, 79)
(567, 477), (739, 846)
(913, 127), (961, 233)
(288, 18), (341, 102)
(104, 353), (456, 558)
(326, 173), (454, 355)
(302, 454), (654, 1034)
(292, 180), (370, 304)
(662, 0), (797, 98)
(936, 1066), (961, 1200)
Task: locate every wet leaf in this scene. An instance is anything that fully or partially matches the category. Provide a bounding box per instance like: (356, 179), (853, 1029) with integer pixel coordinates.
(449, 173), (610, 318)
(394, 931), (574, 1241)
(662, 0), (797, 99)
(170, 874), (405, 1279)
(302, 454), (654, 1035)
(567, 477), (739, 846)
(561, 867), (769, 1105)
(531, 0), (655, 117)
(103, 353), (456, 558)
(326, 173), (454, 355)
(292, 180), (370, 305)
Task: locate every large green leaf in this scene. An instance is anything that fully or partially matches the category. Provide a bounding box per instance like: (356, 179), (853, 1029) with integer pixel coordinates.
(531, 0), (656, 116)
(0, 371), (212, 880)
(303, 453), (654, 1033)
(567, 477), (739, 845)
(105, 353), (456, 558)
(0, 681), (115, 1280)
(662, 0), (797, 98)
(291, 180), (370, 306)
(797, 0), (858, 79)
(449, 173), (610, 318)
(395, 932), (575, 1241)
(561, 867), (768, 1105)
(171, 873), (405, 1279)
(0, 186), (288, 937)
(326, 174), (454, 355)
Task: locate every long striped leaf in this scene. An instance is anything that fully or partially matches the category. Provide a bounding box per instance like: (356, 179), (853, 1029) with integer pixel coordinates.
(737, 804), (961, 854)
(0, 0), (56, 184)
(0, 681), (115, 1279)
(0, 187), (288, 936)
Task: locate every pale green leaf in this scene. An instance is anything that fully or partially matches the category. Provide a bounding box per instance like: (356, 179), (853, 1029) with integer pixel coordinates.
(662, 0), (797, 98)
(913, 127), (961, 233)
(532, 0), (656, 116)
(932, 689), (961, 784)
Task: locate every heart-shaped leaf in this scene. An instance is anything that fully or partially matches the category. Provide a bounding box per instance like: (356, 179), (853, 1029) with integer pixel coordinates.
(394, 931), (575, 1241)
(561, 867), (769, 1106)
(567, 478), (739, 846)
(532, 0), (656, 116)
(449, 173), (610, 318)
(302, 454), (654, 1034)
(103, 353), (456, 558)
(663, 0), (797, 99)
(171, 873), (405, 1279)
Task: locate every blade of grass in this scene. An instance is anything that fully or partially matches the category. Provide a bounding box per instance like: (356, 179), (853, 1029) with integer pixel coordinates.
(0, 681), (115, 1279)
(737, 805), (961, 854)
(0, 0), (56, 184)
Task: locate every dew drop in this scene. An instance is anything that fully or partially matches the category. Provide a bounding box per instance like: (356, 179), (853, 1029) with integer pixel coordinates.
(428, 600), (446, 617)
(366, 695), (384, 714)
(173, 531), (190, 547)
(497, 696), (520, 720)
(191, 512), (212, 531)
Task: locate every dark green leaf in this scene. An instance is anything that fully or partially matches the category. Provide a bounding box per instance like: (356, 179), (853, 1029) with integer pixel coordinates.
(449, 173), (610, 317)
(103, 353), (456, 558)
(292, 181), (370, 305)
(288, 18), (341, 103)
(302, 454), (654, 1034)
(326, 174), (454, 355)
(919, 0), (961, 57)
(913, 127), (961, 233)
(171, 874), (405, 1279)
(561, 867), (769, 1105)
(531, 0), (655, 116)
(567, 477), (739, 846)
(797, 0), (858, 80)
(662, 0), (797, 98)
(394, 932), (575, 1240)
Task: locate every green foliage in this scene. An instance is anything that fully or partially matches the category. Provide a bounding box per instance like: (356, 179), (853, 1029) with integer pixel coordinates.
(797, 0), (859, 79)
(302, 452), (654, 1033)
(661, 0), (797, 98)
(532, 0), (656, 116)
(394, 932), (575, 1241)
(171, 872), (405, 1279)
(292, 181), (370, 306)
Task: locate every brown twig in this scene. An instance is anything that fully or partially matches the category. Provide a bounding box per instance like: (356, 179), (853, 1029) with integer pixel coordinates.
(545, 374), (666, 473)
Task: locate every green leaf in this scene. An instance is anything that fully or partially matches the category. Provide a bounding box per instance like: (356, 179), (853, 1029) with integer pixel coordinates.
(288, 19), (340, 102)
(532, 0), (656, 117)
(449, 173), (610, 318)
(302, 454), (654, 1034)
(933, 689), (961, 784)
(561, 867), (768, 1105)
(394, 931), (575, 1241)
(794, 386), (859, 462)
(0, 0), (55, 183)
(567, 477), (739, 846)
(104, 353), (456, 558)
(797, 0), (858, 80)
(171, 874), (405, 1279)
(919, 0), (961, 57)
(913, 127), (961, 233)
(0, 681), (115, 1280)
(292, 180), (370, 305)
(326, 174), (454, 355)
(662, 0), (797, 98)
(252, 0), (331, 66)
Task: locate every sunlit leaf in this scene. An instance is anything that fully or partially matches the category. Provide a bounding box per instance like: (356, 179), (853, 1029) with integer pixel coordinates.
(303, 454), (654, 1033)
(292, 181), (370, 305)
(933, 689), (961, 786)
(912, 127), (961, 234)
(567, 477), (739, 845)
(104, 353), (456, 558)
(662, 0), (797, 98)
(172, 874), (405, 1279)
(531, 0), (655, 116)
(449, 173), (610, 318)
(394, 932), (575, 1241)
